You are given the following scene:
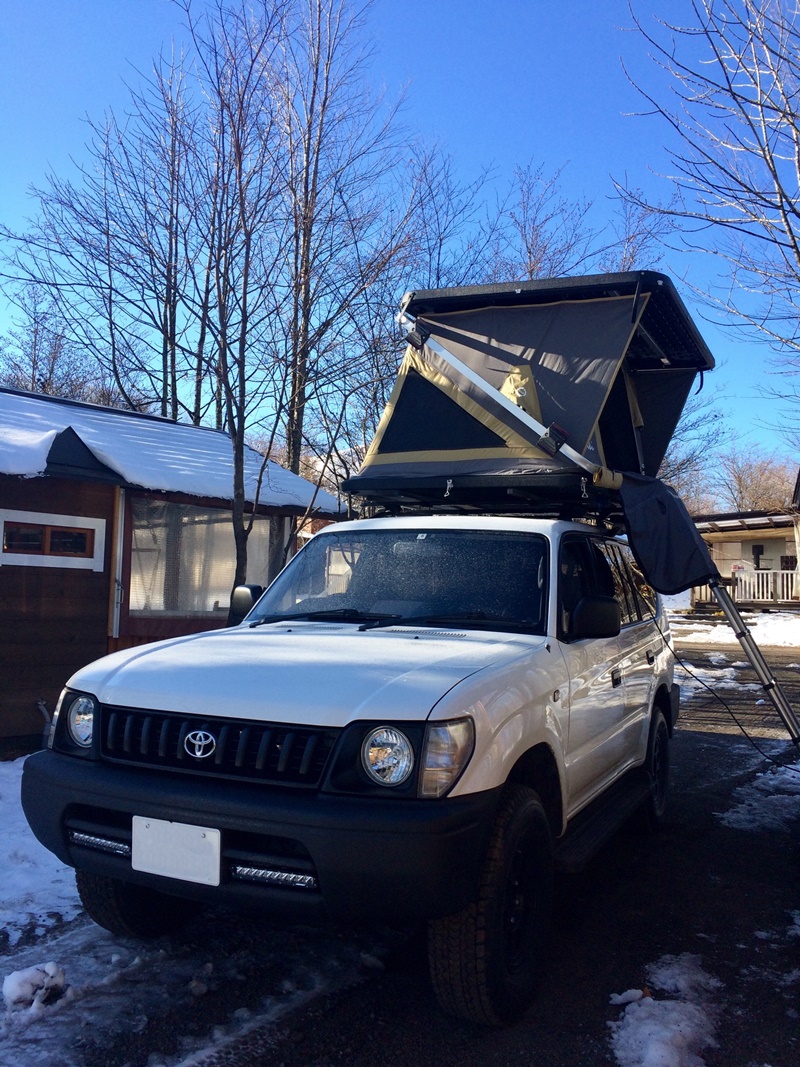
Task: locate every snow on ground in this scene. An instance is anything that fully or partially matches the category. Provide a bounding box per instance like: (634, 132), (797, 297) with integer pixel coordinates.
(719, 762), (800, 832)
(673, 658), (762, 700)
(608, 954), (721, 1067)
(667, 607), (800, 648)
(0, 759), (82, 949)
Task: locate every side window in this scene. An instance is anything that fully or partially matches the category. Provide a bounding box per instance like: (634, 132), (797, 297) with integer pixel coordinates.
(619, 544), (657, 619)
(597, 542), (652, 623)
(559, 538), (616, 636)
(559, 540), (593, 635)
(597, 542), (640, 623)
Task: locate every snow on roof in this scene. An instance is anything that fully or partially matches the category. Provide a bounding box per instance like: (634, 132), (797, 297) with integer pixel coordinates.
(0, 388), (342, 514)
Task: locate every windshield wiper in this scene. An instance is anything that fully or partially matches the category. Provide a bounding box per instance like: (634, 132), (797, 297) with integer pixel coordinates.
(365, 612), (541, 633)
(250, 608), (401, 628)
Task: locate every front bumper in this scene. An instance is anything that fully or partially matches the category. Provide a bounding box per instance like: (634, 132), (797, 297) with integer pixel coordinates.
(21, 750), (500, 921)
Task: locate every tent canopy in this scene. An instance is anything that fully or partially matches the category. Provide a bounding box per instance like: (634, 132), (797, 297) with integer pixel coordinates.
(342, 271), (714, 515)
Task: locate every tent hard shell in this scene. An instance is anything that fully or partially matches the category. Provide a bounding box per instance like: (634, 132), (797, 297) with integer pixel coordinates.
(342, 271), (799, 745)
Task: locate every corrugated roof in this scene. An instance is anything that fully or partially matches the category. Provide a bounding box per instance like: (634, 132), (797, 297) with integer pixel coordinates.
(693, 511), (795, 534)
(0, 388), (342, 515)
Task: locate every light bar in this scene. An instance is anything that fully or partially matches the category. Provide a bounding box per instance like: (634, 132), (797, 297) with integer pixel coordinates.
(70, 830), (131, 857)
(231, 865), (317, 890)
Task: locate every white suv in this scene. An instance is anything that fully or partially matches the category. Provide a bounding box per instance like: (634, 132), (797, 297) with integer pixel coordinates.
(22, 514), (678, 1025)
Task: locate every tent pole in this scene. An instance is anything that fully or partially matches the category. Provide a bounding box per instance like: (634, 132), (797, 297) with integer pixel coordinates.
(709, 577), (800, 746)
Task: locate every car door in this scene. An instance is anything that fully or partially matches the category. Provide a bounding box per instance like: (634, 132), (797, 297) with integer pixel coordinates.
(557, 535), (628, 814)
(596, 541), (662, 766)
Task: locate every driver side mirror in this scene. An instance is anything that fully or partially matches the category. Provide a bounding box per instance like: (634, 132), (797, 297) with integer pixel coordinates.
(229, 584), (263, 626)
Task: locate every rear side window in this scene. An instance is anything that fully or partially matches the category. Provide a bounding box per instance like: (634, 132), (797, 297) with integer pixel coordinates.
(595, 541), (659, 625)
(596, 542), (639, 626)
(618, 544), (658, 619)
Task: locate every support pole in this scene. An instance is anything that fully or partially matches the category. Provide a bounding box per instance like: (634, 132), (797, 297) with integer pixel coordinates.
(710, 577), (800, 746)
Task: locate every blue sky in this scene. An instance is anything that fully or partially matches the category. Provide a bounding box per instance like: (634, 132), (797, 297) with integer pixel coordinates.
(0, 0), (788, 456)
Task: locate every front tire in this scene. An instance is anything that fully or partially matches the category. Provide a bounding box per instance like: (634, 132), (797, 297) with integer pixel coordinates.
(75, 871), (201, 938)
(427, 784), (554, 1025)
(637, 709), (670, 831)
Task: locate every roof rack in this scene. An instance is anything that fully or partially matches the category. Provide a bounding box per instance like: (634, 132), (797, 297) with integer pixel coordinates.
(349, 470), (626, 526)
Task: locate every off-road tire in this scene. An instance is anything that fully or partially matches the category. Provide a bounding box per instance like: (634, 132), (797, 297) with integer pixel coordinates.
(75, 871), (201, 938)
(636, 709), (670, 831)
(427, 784), (553, 1026)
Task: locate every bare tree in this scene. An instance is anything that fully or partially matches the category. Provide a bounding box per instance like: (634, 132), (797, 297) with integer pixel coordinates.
(0, 286), (145, 408)
(657, 385), (728, 510)
(487, 163), (599, 281)
(622, 1), (800, 435)
(709, 443), (796, 511)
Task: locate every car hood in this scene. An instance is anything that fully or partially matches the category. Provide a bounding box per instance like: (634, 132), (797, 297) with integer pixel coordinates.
(69, 622), (541, 726)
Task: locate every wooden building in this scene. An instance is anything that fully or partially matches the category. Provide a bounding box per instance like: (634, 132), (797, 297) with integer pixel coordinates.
(0, 387), (342, 751)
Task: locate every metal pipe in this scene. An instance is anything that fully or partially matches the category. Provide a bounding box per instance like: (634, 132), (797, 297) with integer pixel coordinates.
(710, 577), (800, 746)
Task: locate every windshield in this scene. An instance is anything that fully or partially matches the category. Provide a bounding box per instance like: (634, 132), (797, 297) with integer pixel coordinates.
(248, 528), (548, 634)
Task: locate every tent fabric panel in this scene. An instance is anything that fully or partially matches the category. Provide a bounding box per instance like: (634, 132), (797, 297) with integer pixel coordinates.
(413, 345), (546, 450)
(352, 345), (567, 489)
(632, 369), (698, 478)
(620, 474), (719, 594)
(597, 372), (644, 476)
(363, 448), (574, 469)
(363, 346), (540, 467)
(375, 368), (507, 453)
(408, 347), (540, 450)
(419, 294), (645, 455)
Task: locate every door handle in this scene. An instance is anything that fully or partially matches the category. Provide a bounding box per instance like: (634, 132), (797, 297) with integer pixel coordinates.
(646, 650), (655, 665)
(611, 668), (622, 688)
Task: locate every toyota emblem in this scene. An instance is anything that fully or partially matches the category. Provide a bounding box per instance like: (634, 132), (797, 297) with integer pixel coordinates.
(184, 729), (217, 759)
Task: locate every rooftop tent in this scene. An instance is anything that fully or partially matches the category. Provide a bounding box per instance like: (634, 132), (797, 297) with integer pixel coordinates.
(342, 271), (714, 513)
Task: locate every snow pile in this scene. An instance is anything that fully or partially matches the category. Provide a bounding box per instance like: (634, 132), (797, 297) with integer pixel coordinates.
(669, 610), (800, 648)
(0, 758), (82, 947)
(3, 962), (71, 1015)
(718, 762), (800, 832)
(609, 954), (721, 1067)
(0, 426), (57, 476)
(674, 659), (761, 699)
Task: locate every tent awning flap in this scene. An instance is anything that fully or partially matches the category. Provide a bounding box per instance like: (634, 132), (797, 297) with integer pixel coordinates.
(620, 474), (720, 594)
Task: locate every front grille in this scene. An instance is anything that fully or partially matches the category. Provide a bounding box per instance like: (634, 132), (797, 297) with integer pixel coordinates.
(99, 705), (338, 787)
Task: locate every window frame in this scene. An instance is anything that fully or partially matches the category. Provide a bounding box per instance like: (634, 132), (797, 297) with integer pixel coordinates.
(0, 509), (106, 571)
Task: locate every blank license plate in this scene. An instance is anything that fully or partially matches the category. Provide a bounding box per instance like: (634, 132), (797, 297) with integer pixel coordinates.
(132, 817), (221, 886)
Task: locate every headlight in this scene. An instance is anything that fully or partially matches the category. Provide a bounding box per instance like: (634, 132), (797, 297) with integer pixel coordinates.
(361, 726), (414, 786)
(419, 719), (474, 798)
(65, 693), (96, 748)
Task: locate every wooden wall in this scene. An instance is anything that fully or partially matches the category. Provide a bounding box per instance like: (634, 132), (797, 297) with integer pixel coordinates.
(0, 476), (115, 748)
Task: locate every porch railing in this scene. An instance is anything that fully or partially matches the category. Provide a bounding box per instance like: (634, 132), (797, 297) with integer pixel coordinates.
(692, 569), (799, 606)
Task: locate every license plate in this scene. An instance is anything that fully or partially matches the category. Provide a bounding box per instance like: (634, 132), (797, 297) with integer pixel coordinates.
(132, 817), (221, 886)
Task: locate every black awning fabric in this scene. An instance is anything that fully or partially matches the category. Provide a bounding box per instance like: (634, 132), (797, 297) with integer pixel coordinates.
(620, 474), (719, 594)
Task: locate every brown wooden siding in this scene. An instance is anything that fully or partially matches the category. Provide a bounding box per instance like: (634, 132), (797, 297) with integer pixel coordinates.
(0, 475), (115, 742)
